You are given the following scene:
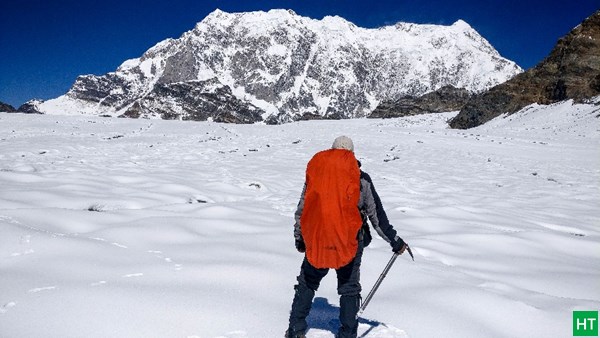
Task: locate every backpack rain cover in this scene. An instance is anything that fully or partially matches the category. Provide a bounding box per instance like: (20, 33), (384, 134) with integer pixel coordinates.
(300, 149), (362, 269)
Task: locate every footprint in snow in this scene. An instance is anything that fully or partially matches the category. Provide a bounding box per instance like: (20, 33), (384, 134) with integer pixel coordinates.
(199, 330), (248, 338)
(122, 273), (144, 278)
(0, 302), (17, 314)
(147, 250), (183, 271)
(306, 322), (409, 337)
(9, 249), (35, 257)
(28, 286), (57, 293)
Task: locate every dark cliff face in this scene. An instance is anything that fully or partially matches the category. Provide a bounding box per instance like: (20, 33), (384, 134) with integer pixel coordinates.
(368, 85), (472, 118)
(0, 101), (17, 112)
(449, 10), (600, 129)
(70, 73), (139, 110)
(120, 79), (264, 124)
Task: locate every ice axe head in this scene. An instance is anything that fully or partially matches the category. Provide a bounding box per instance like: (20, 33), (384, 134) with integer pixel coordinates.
(406, 245), (415, 261)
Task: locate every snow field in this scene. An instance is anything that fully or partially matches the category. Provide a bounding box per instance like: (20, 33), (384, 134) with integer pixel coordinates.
(0, 99), (599, 337)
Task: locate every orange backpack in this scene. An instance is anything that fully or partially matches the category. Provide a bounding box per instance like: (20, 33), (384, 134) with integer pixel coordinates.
(300, 149), (362, 269)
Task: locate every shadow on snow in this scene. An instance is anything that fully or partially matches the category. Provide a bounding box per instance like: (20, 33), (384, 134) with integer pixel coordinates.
(306, 297), (383, 337)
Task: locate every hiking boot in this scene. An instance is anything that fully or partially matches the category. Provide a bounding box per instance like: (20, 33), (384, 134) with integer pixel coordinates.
(287, 283), (315, 337)
(284, 329), (306, 338)
(338, 294), (360, 338)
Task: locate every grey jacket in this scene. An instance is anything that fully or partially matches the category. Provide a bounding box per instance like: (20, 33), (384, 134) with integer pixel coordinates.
(294, 170), (405, 252)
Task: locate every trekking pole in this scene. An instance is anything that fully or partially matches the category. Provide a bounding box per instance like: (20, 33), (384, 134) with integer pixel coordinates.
(358, 245), (414, 317)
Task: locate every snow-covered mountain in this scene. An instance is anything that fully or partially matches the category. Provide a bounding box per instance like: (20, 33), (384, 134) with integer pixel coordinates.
(450, 10), (600, 129)
(33, 9), (522, 123)
(1, 100), (599, 337)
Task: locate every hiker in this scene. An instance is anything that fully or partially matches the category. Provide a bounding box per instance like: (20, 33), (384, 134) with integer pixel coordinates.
(286, 136), (408, 338)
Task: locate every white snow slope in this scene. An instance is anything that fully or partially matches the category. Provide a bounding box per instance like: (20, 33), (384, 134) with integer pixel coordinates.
(0, 99), (599, 338)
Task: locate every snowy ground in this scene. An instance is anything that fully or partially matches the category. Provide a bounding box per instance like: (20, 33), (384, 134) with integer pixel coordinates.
(0, 99), (599, 338)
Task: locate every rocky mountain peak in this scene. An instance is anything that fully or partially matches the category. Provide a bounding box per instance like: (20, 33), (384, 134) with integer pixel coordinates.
(32, 9), (522, 123)
(450, 10), (600, 129)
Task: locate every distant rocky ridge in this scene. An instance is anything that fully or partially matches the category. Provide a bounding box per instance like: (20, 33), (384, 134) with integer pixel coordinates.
(0, 101), (16, 112)
(450, 10), (600, 129)
(368, 85), (471, 118)
(17, 100), (44, 114)
(28, 9), (521, 123)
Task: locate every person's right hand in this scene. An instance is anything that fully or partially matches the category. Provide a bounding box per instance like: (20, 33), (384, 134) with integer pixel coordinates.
(392, 238), (406, 254)
(295, 239), (306, 253)
(395, 243), (407, 255)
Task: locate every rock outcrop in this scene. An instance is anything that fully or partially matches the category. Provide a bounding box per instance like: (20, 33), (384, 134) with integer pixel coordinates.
(369, 85), (471, 118)
(0, 101), (16, 112)
(121, 79), (263, 123)
(17, 100), (44, 114)
(449, 10), (600, 129)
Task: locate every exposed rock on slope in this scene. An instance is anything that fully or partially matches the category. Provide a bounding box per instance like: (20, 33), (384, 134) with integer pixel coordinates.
(17, 100), (44, 114)
(120, 79), (263, 123)
(369, 85), (471, 118)
(0, 101), (16, 112)
(449, 10), (600, 129)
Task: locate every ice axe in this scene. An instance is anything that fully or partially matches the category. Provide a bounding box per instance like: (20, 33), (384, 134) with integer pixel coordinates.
(358, 244), (414, 317)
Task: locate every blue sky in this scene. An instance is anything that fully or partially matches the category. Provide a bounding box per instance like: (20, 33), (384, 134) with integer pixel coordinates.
(0, 0), (597, 107)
